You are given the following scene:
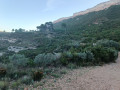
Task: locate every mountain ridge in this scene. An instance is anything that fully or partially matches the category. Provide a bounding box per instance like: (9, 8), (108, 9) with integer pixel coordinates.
(54, 0), (120, 23)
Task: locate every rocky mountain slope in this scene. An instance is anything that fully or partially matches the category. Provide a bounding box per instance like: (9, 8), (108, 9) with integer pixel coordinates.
(54, 0), (120, 23)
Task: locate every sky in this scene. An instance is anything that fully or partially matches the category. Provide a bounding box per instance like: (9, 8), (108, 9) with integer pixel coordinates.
(0, 0), (109, 32)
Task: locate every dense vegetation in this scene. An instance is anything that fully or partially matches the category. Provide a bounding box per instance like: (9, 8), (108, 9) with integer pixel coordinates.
(54, 5), (120, 42)
(0, 5), (120, 89)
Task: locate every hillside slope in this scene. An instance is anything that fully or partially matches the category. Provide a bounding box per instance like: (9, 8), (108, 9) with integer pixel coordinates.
(54, 0), (120, 23)
(54, 4), (120, 42)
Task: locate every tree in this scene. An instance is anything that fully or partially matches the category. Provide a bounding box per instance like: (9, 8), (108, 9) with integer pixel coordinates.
(14, 28), (25, 33)
(36, 22), (54, 32)
(12, 29), (14, 32)
(36, 24), (46, 31)
(45, 22), (54, 31)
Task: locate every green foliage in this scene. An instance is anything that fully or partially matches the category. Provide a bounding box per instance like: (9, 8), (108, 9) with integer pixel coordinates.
(11, 81), (20, 89)
(34, 53), (61, 66)
(90, 46), (118, 64)
(60, 52), (71, 66)
(9, 54), (29, 67)
(54, 5), (120, 43)
(51, 73), (61, 78)
(96, 39), (120, 50)
(21, 76), (33, 85)
(6, 67), (27, 79)
(60, 45), (118, 66)
(19, 50), (38, 60)
(67, 63), (77, 69)
(0, 81), (8, 90)
(73, 52), (94, 66)
(60, 51), (94, 66)
(28, 59), (35, 67)
(60, 70), (67, 74)
(37, 22), (54, 31)
(0, 4), (120, 89)
(0, 55), (9, 63)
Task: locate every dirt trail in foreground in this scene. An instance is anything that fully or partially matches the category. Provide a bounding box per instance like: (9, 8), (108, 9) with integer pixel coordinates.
(40, 52), (120, 90)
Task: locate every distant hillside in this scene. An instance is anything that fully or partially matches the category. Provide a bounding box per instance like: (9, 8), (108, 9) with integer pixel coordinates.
(54, 4), (120, 42)
(54, 0), (120, 23)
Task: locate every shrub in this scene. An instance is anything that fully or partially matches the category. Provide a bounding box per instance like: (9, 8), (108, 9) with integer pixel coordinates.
(0, 55), (9, 63)
(91, 46), (118, 64)
(28, 59), (35, 67)
(67, 63), (77, 69)
(85, 51), (94, 62)
(19, 50), (39, 60)
(9, 70), (27, 79)
(60, 51), (94, 66)
(9, 54), (29, 67)
(73, 52), (87, 66)
(6, 64), (27, 79)
(60, 52), (73, 66)
(0, 63), (7, 69)
(0, 81), (8, 90)
(96, 39), (120, 50)
(34, 53), (61, 66)
(60, 45), (118, 66)
(75, 52), (87, 60)
(32, 70), (43, 81)
(11, 81), (20, 89)
(21, 76), (32, 85)
(74, 52), (94, 66)
(0, 68), (6, 78)
(107, 48), (118, 62)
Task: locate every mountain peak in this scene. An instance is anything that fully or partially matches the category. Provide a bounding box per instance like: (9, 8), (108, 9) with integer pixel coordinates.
(54, 0), (120, 23)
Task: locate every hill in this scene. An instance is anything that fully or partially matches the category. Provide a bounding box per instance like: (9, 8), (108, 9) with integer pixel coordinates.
(54, 0), (120, 23)
(54, 4), (120, 42)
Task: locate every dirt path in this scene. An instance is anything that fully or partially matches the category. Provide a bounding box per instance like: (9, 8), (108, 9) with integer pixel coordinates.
(39, 52), (120, 90)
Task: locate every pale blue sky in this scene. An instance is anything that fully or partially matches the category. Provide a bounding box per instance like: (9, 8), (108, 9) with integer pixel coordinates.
(0, 0), (109, 31)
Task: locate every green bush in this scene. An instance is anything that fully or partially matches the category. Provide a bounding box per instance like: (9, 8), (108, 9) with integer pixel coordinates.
(11, 81), (20, 89)
(6, 64), (27, 79)
(0, 81), (8, 90)
(74, 52), (94, 66)
(96, 39), (120, 50)
(73, 52), (87, 66)
(21, 76), (33, 85)
(34, 53), (61, 66)
(9, 54), (29, 67)
(7, 70), (27, 79)
(60, 51), (94, 66)
(0, 55), (9, 63)
(86, 51), (94, 62)
(91, 46), (118, 64)
(60, 52), (72, 66)
(28, 59), (35, 67)
(67, 63), (77, 69)
(60, 46), (117, 66)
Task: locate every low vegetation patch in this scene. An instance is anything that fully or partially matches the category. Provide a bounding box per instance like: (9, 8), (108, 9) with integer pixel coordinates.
(0, 39), (119, 89)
